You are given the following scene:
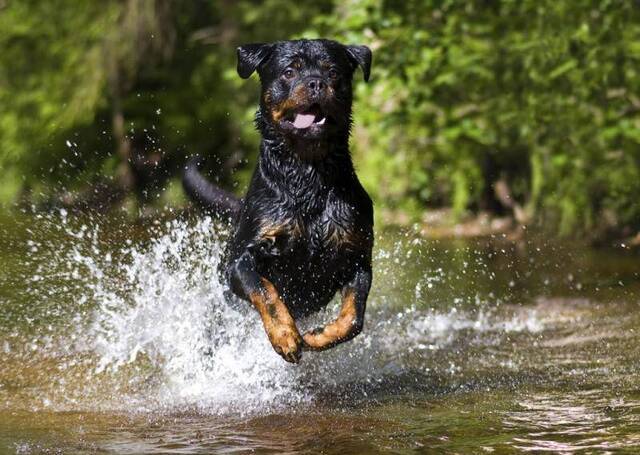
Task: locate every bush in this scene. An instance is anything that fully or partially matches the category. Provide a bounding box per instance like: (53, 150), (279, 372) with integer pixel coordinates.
(1, 0), (638, 236)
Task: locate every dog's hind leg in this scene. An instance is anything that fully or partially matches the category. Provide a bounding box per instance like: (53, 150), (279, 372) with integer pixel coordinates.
(302, 267), (372, 351)
(229, 250), (303, 363)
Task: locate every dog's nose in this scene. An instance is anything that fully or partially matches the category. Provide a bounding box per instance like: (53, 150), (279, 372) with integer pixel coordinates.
(307, 78), (326, 93)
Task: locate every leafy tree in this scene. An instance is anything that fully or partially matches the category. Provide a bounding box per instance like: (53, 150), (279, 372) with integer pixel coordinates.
(313, 0), (640, 236)
(1, 0), (638, 238)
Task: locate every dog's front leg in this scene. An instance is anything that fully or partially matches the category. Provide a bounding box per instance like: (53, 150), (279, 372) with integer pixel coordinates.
(303, 267), (372, 351)
(229, 250), (303, 363)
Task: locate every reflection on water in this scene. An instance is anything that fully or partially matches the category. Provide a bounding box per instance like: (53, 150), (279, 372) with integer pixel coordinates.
(506, 391), (640, 452)
(0, 210), (639, 453)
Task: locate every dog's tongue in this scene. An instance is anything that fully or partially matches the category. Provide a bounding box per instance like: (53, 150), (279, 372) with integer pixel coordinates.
(293, 112), (316, 129)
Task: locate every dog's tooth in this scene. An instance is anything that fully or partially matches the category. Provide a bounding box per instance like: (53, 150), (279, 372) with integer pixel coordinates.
(317, 117), (326, 125)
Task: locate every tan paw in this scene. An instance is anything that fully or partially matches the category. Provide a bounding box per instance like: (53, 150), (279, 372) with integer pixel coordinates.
(268, 324), (303, 363)
(302, 328), (331, 351)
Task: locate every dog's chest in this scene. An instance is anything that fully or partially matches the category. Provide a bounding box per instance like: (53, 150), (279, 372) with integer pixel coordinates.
(260, 193), (359, 257)
(308, 208), (356, 252)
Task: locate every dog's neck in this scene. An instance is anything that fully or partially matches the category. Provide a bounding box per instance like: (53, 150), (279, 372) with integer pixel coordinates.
(255, 116), (354, 205)
(260, 136), (351, 184)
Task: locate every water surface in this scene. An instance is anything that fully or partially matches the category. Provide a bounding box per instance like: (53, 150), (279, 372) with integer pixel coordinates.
(1, 210), (639, 453)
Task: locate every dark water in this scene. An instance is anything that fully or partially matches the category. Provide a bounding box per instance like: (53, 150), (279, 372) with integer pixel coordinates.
(1, 210), (639, 454)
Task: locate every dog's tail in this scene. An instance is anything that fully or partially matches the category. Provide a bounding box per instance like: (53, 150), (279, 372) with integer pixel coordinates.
(182, 156), (241, 219)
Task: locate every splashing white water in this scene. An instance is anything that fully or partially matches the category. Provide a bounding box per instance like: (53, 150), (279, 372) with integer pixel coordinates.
(5, 212), (550, 415)
(80, 217), (311, 414)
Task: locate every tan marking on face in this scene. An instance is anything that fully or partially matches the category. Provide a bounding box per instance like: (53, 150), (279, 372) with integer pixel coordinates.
(302, 288), (359, 351)
(327, 85), (335, 98)
(271, 84), (308, 122)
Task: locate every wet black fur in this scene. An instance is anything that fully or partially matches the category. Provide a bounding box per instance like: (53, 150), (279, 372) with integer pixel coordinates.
(184, 39), (373, 326)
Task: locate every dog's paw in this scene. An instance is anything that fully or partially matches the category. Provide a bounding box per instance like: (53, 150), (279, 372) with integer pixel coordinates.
(302, 328), (331, 351)
(268, 324), (303, 363)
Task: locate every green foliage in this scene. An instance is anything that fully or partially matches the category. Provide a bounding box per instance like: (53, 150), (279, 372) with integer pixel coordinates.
(0, 0), (639, 236)
(314, 0), (640, 234)
(0, 1), (116, 197)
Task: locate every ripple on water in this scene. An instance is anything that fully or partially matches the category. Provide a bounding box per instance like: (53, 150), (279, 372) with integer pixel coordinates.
(1, 211), (639, 454)
(505, 390), (640, 451)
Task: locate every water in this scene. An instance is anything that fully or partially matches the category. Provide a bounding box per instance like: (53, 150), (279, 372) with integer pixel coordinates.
(1, 209), (639, 453)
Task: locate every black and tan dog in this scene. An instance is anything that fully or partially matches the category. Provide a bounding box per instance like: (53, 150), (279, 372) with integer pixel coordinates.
(183, 39), (373, 363)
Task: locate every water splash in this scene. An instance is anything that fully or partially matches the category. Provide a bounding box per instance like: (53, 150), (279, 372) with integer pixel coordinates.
(1, 212), (550, 416)
(74, 217), (310, 414)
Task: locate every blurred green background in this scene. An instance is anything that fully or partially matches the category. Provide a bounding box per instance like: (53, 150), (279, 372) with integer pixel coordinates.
(1, 0), (639, 240)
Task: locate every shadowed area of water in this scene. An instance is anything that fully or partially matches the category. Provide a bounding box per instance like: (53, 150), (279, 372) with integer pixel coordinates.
(0, 210), (639, 453)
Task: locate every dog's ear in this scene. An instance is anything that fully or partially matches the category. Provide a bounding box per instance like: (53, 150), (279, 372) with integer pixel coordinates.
(345, 45), (372, 82)
(237, 43), (273, 79)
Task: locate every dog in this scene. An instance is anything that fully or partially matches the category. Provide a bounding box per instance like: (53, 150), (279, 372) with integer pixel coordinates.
(183, 39), (373, 363)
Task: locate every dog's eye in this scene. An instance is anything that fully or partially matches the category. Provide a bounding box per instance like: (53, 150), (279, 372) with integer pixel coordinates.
(283, 68), (296, 79)
(328, 68), (339, 80)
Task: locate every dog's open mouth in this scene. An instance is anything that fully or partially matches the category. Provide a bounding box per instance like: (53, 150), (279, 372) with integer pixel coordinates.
(284, 104), (327, 130)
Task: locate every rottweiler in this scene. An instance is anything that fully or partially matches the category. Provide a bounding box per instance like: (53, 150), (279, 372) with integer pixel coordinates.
(183, 39), (373, 363)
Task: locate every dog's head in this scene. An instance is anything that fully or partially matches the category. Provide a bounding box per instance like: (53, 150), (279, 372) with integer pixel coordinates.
(237, 39), (371, 146)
